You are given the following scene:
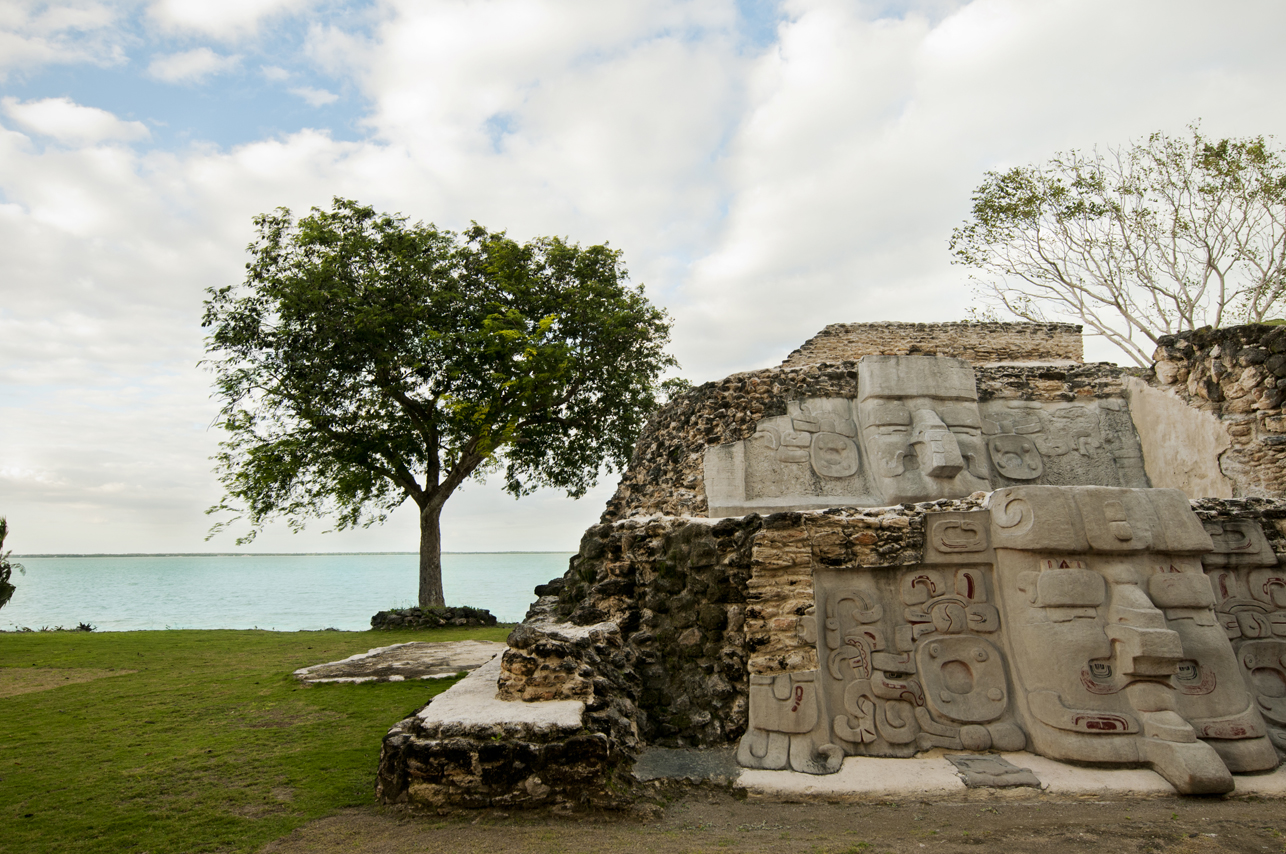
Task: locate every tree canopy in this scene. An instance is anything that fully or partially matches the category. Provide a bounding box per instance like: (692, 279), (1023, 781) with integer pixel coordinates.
(203, 198), (677, 607)
(950, 125), (1286, 365)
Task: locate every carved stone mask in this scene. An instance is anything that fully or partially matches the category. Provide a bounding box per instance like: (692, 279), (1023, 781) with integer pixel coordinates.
(856, 355), (991, 504)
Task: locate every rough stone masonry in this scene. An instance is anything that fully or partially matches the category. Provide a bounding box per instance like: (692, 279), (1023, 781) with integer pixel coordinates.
(377, 321), (1286, 809)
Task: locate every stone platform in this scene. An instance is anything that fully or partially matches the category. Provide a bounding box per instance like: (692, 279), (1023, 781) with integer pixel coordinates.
(632, 745), (1286, 801)
(293, 640), (506, 684)
(735, 752), (1286, 801)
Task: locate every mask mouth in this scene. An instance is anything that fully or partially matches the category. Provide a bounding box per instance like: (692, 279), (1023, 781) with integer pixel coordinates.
(910, 408), (964, 478)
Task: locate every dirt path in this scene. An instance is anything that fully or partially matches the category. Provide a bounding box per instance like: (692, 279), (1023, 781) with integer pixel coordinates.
(261, 789), (1286, 854)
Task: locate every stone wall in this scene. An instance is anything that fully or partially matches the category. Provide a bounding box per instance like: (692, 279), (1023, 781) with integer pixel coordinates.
(380, 492), (1286, 806)
(1150, 325), (1286, 497)
(542, 516), (759, 748)
(601, 361), (1140, 522)
(780, 322), (1083, 369)
(743, 504), (963, 677)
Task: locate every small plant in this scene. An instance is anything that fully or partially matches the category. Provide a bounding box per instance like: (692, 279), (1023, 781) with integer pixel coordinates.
(0, 516), (24, 611)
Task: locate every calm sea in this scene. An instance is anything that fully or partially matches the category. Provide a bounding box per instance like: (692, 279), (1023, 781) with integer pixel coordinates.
(1, 553), (573, 632)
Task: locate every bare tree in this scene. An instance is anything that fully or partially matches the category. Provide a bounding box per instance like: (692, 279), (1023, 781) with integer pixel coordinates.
(950, 125), (1286, 366)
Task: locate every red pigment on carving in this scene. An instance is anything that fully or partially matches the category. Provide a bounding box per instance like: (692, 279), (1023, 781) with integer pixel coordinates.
(790, 685), (804, 713)
(911, 575), (937, 596)
(1072, 715), (1127, 731)
(1177, 668), (1217, 696)
(846, 641), (872, 679)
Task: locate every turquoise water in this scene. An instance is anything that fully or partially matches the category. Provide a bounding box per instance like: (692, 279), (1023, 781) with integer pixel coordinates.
(0, 553), (573, 632)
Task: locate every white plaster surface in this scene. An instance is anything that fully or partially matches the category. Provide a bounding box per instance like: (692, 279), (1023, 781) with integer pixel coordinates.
(737, 752), (966, 800)
(417, 654), (585, 730)
(1127, 378), (1234, 499)
(735, 751), (1286, 801)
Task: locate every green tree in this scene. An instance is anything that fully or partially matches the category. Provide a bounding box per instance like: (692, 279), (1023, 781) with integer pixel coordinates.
(950, 125), (1286, 365)
(203, 198), (677, 608)
(0, 517), (22, 611)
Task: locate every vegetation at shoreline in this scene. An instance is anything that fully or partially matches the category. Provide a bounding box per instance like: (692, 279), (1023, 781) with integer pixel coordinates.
(0, 626), (510, 854)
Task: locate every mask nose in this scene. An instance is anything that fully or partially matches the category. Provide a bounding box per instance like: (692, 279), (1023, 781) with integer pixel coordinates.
(911, 409), (964, 478)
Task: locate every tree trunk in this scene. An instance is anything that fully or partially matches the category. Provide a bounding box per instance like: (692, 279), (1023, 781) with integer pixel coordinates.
(418, 504), (445, 608)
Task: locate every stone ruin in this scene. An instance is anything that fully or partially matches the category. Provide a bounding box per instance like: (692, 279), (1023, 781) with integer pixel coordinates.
(377, 321), (1286, 807)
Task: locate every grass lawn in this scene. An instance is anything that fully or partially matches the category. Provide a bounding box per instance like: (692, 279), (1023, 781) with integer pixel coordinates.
(0, 626), (511, 854)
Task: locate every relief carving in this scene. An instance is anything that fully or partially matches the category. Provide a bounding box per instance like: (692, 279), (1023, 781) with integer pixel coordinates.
(814, 557), (1024, 761)
(736, 671), (844, 774)
(1202, 518), (1286, 753)
(857, 356), (992, 504)
(979, 399), (1150, 490)
(734, 490), (1281, 793)
(989, 487), (1276, 794)
(705, 358), (1153, 518)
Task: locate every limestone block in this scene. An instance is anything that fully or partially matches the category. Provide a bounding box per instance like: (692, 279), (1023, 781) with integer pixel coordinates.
(1155, 360), (1187, 385)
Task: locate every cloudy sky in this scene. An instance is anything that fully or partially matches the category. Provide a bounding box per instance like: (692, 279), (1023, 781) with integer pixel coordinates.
(3, 0), (1284, 555)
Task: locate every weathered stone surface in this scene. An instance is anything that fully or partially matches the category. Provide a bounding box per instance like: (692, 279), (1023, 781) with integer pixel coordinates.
(380, 321), (1286, 810)
(782, 321), (1083, 369)
(375, 656), (628, 810)
(293, 640), (506, 684)
(704, 356), (1150, 518)
(1150, 325), (1286, 499)
(630, 746), (740, 783)
(946, 754), (1041, 789)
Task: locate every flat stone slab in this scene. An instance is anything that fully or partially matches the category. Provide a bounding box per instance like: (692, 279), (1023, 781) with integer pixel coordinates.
(736, 751), (1286, 801)
(632, 747), (740, 784)
(946, 754), (1041, 789)
(293, 640), (507, 684)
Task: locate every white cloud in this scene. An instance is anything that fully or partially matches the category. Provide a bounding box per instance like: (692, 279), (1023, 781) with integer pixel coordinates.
(148, 0), (314, 39)
(289, 85), (338, 106)
(6, 0), (1286, 556)
(2, 96), (150, 145)
(147, 47), (241, 83)
(0, 1), (127, 81)
(670, 0), (1286, 375)
(261, 64), (291, 81)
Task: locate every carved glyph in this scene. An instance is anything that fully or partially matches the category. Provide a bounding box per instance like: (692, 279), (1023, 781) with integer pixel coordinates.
(705, 356), (1153, 517)
(1202, 518), (1286, 754)
(736, 489), (1283, 794)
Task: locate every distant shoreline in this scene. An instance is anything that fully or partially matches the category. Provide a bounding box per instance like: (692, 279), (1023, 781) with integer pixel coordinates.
(12, 551), (575, 558)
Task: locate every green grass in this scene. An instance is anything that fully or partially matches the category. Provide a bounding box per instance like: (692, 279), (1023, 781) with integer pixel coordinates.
(0, 626), (512, 854)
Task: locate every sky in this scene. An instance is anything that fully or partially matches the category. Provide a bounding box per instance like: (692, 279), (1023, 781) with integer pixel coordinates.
(3, 0), (1286, 556)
